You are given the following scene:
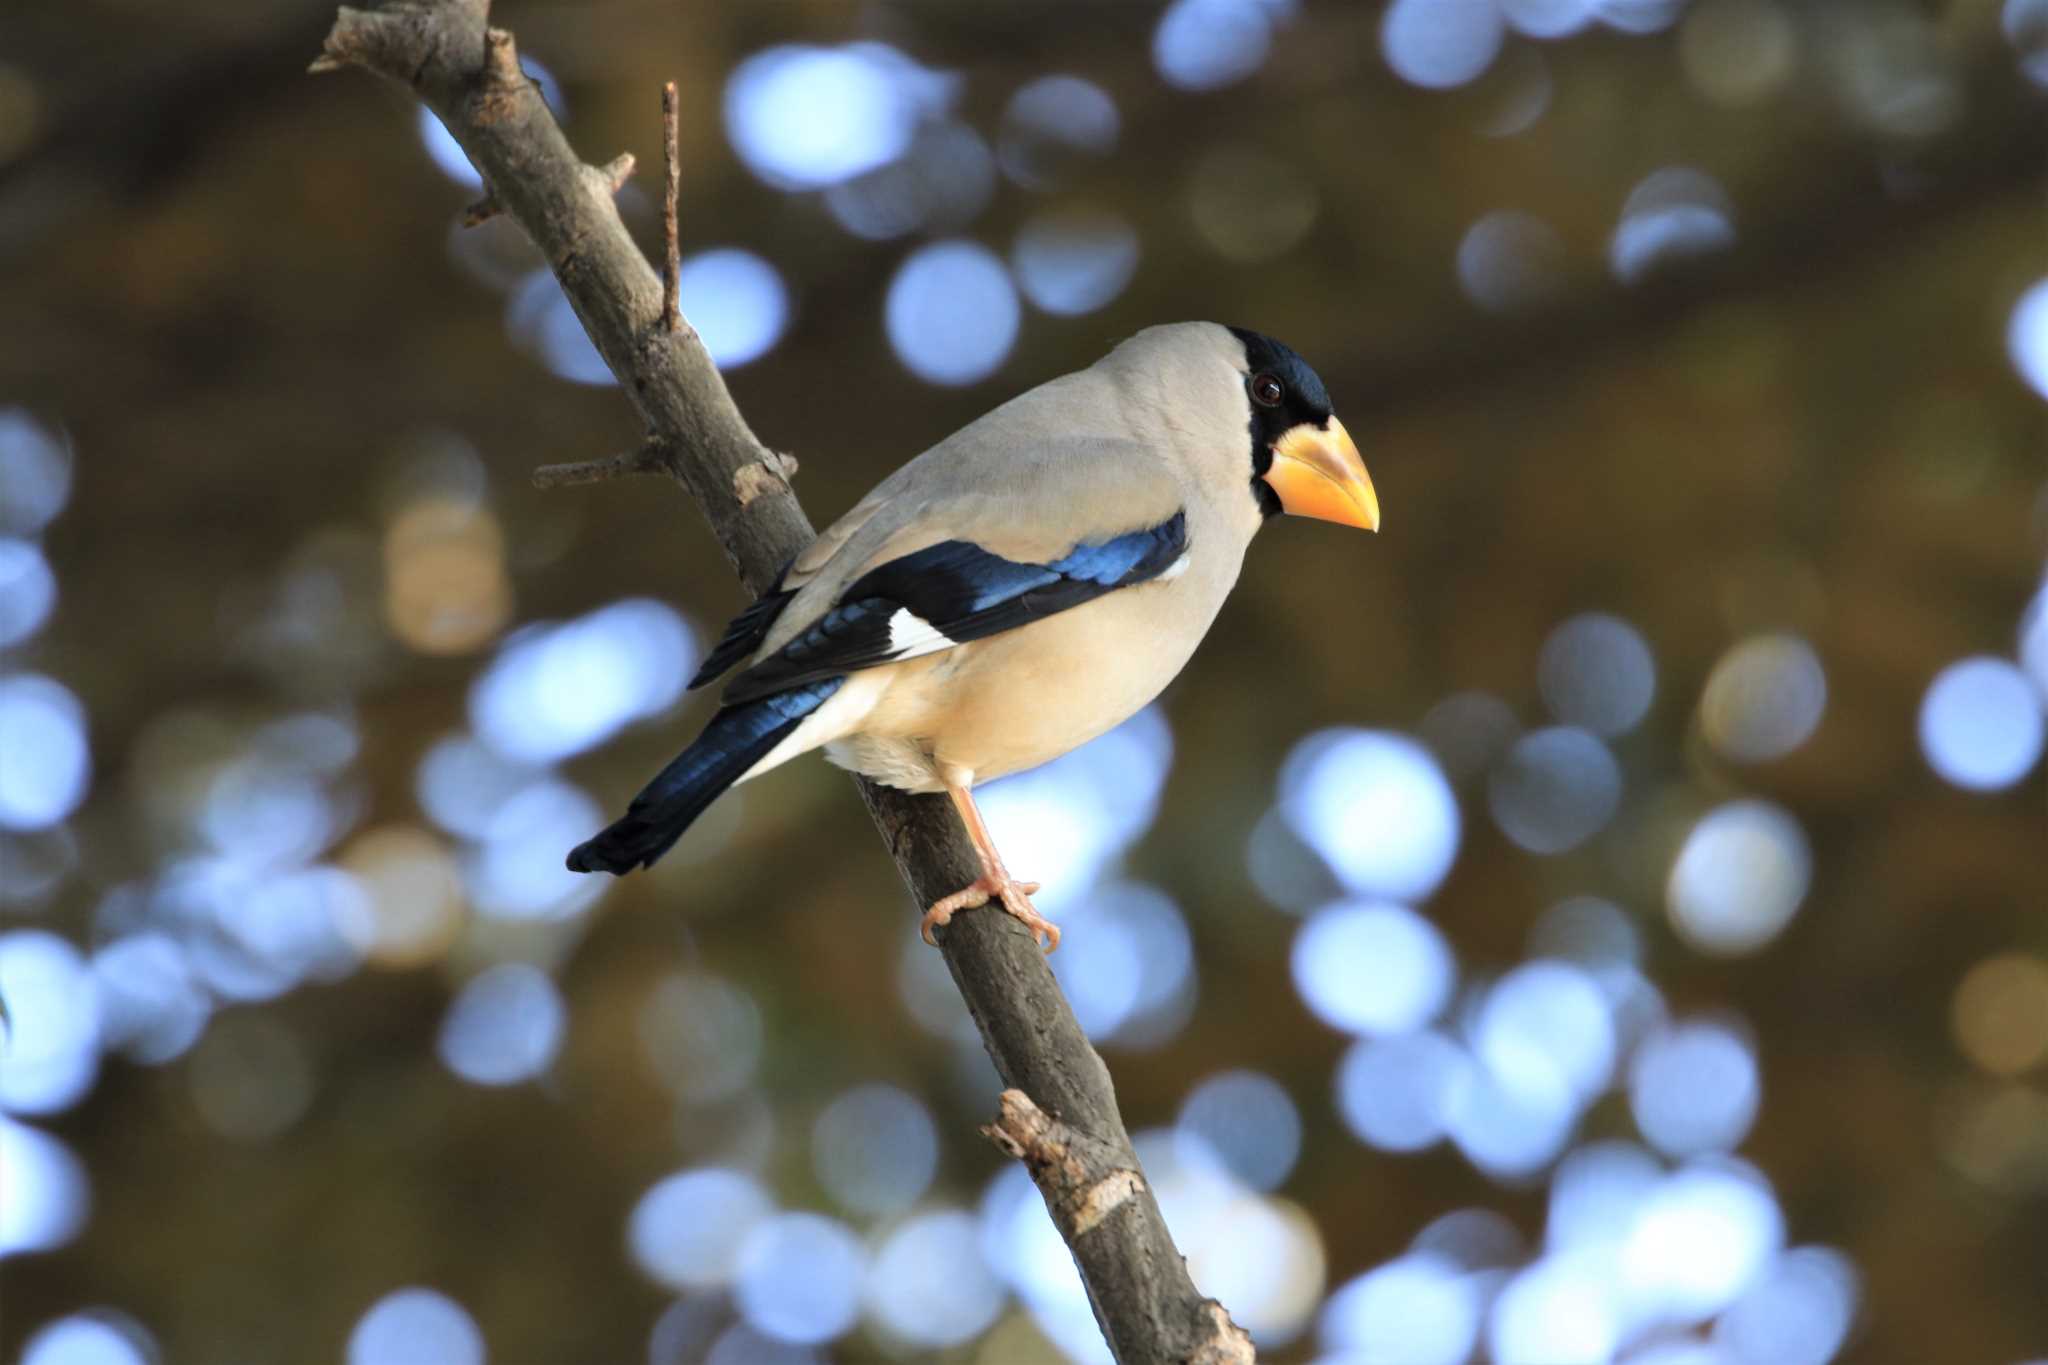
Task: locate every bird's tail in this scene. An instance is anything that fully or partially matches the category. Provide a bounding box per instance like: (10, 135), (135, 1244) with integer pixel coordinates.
(567, 677), (845, 874)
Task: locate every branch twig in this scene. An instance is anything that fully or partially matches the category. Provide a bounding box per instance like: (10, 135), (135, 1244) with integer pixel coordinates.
(531, 440), (669, 488)
(661, 80), (680, 335)
(313, 6), (1248, 1361)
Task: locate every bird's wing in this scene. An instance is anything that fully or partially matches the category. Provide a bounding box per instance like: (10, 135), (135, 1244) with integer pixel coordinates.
(704, 430), (1189, 705)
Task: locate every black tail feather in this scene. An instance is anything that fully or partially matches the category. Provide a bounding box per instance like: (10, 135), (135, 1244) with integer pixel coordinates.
(567, 677), (844, 874)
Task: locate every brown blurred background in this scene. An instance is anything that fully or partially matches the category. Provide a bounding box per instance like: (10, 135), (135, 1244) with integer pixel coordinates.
(1, 1), (2046, 1363)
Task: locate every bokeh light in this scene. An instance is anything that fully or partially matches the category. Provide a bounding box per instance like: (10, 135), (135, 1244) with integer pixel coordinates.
(0, 409), (72, 535)
(979, 707), (1174, 915)
(1530, 895), (1641, 971)
(336, 825), (465, 969)
(1489, 1252), (1621, 1365)
(417, 108), (482, 188)
(1152, 0), (1290, 91)
(1630, 1018), (1762, 1156)
(1667, 800), (1811, 955)
(506, 268), (615, 386)
(415, 733), (537, 842)
(1335, 1030), (1471, 1152)
(0, 536), (55, 646)
(1280, 729), (1461, 901)
(1419, 690), (1523, 781)
(438, 962), (566, 1086)
(92, 932), (210, 1065)
(724, 44), (951, 191)
(1292, 900), (1456, 1036)
(677, 249), (790, 367)
(1444, 1046), (1579, 1178)
(1049, 880), (1196, 1046)
(1951, 953), (2048, 1076)
(630, 1168), (773, 1290)
(1917, 655), (2044, 790)
(0, 1117), (89, 1256)
(998, 76), (1118, 188)
(18, 1314), (153, 1365)
(1679, 0), (1799, 107)
(471, 598), (696, 765)
(1011, 206), (1140, 316)
(1187, 143), (1320, 263)
(1414, 1206), (1526, 1269)
(0, 673), (90, 831)
(733, 1212), (867, 1345)
(884, 240), (1020, 386)
(1714, 1244), (1859, 1365)
(1176, 1069), (1302, 1191)
(1381, 0), (1505, 89)
(640, 971), (765, 1104)
(1699, 633), (1827, 763)
(1488, 726), (1622, 854)
(2021, 580), (2048, 698)
(186, 1013), (316, 1143)
(811, 1083), (938, 1217)
(382, 494), (511, 656)
(347, 1288), (485, 1365)
(1319, 1253), (1481, 1365)
(2007, 0), (2048, 85)
(1474, 960), (1617, 1105)
(461, 777), (606, 920)
(1499, 0), (1597, 40)
(1601, 0), (1688, 35)
(865, 1209), (1006, 1347)
(1547, 1139), (1661, 1254)
(1610, 167), (1736, 284)
(1538, 612), (1657, 736)
(1166, 1176), (1326, 1346)
(0, 930), (100, 1113)
(1622, 1160), (1784, 1323)
(826, 121), (996, 240)
(1457, 210), (1566, 313)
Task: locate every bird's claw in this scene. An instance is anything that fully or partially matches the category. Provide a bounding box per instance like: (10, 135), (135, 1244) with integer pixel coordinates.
(922, 876), (1057, 952)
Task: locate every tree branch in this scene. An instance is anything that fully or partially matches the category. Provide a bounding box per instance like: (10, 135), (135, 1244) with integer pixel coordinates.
(661, 80), (681, 335)
(312, 4), (1249, 1361)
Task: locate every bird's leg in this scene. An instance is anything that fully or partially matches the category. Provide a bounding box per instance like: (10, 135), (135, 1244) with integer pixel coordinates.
(921, 783), (1060, 952)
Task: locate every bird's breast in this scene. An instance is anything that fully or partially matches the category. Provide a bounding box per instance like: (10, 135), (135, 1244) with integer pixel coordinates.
(849, 560), (1236, 787)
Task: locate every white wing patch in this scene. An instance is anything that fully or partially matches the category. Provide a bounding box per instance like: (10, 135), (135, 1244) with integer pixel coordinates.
(1157, 551), (1192, 582)
(886, 607), (960, 662)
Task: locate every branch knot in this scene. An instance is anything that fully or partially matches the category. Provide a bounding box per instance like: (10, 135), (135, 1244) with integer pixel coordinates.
(982, 1090), (1143, 1239)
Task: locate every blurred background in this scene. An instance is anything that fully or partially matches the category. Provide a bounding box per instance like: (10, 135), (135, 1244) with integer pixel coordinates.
(2, 1), (2046, 1362)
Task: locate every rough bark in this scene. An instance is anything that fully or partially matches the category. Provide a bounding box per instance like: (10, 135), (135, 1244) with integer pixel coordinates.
(311, 4), (1252, 1361)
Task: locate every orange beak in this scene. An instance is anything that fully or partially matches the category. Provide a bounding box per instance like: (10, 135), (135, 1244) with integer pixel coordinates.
(1263, 416), (1380, 531)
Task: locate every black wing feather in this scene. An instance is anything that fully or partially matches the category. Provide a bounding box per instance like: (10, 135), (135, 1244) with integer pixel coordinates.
(687, 571), (797, 691)
(722, 511), (1188, 704)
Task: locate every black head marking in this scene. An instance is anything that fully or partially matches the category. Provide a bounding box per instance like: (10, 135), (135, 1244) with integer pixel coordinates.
(1226, 326), (1335, 518)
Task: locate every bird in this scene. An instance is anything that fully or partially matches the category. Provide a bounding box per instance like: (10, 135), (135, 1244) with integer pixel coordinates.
(566, 322), (1379, 951)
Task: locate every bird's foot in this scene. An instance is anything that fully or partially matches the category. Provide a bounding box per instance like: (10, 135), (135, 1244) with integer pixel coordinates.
(921, 875), (1059, 952)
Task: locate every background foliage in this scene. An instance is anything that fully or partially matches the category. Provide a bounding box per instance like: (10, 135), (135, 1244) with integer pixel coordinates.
(2, 1), (2045, 1362)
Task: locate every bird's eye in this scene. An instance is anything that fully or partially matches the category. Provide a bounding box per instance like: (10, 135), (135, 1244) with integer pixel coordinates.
(1251, 372), (1285, 407)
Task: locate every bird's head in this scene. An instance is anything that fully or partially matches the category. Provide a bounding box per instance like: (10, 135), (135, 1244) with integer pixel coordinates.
(1228, 326), (1380, 533)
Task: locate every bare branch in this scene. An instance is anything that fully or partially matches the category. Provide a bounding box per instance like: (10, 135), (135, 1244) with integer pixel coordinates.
(661, 81), (681, 335)
(314, 5), (1243, 1360)
(532, 440), (669, 489)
